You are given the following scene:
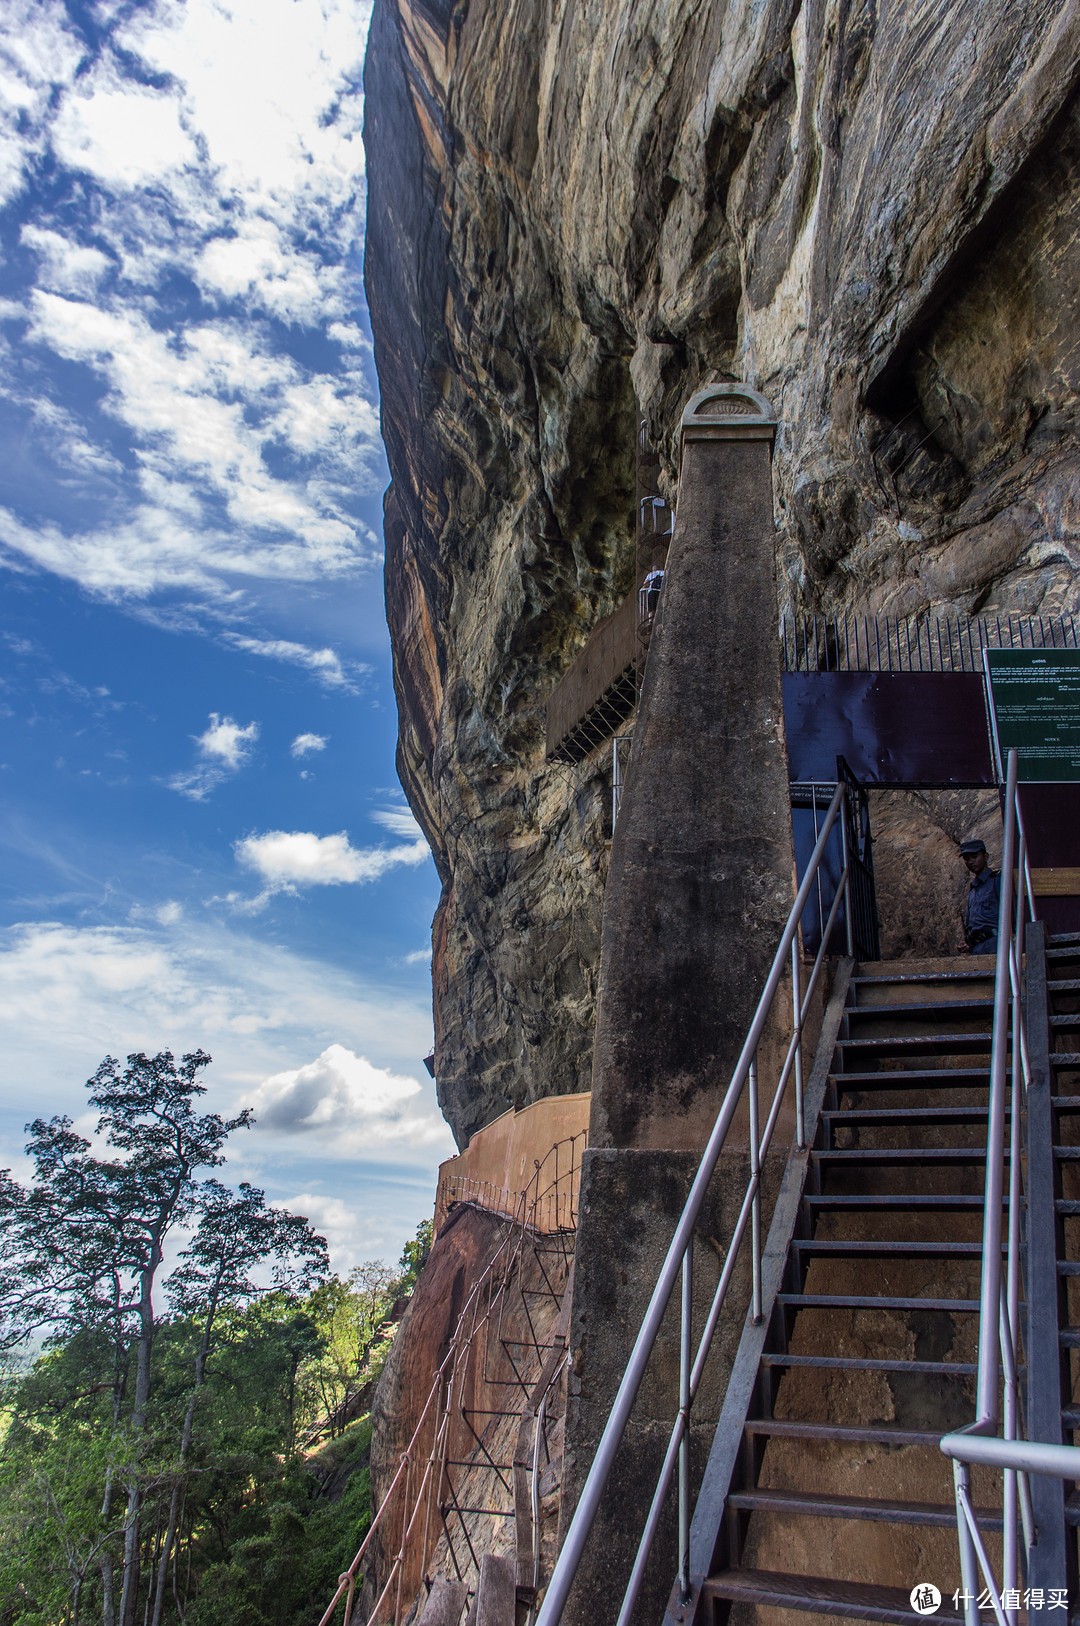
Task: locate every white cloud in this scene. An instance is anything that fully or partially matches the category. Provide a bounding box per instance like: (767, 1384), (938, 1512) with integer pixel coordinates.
(197, 713), (259, 770)
(243, 1043), (446, 1154)
(226, 635), (362, 691)
(196, 220), (330, 327)
(0, 918), (449, 1244)
(0, 0), (383, 611)
(168, 711), (258, 799)
(370, 807), (425, 840)
(23, 296), (371, 556)
(276, 1193), (383, 1274)
(327, 322), (370, 351)
(20, 226), (110, 295)
(121, 0), (371, 322)
(0, 919), (431, 1078)
(291, 732), (328, 758)
(233, 828), (430, 906)
(0, 2), (85, 208)
(52, 79), (197, 188)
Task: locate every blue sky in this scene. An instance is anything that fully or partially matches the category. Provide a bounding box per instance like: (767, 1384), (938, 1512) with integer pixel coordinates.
(0, 0), (452, 1273)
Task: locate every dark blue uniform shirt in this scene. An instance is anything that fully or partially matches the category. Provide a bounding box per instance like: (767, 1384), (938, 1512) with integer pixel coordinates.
(965, 867), (1001, 951)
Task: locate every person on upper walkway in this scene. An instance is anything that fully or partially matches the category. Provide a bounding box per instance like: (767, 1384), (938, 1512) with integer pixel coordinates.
(956, 839), (1001, 955)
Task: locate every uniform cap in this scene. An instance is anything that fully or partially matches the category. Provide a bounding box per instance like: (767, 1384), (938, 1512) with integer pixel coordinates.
(959, 840), (987, 856)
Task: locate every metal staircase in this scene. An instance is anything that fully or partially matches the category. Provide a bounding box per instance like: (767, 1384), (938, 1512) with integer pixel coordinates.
(695, 956), (1003, 1625)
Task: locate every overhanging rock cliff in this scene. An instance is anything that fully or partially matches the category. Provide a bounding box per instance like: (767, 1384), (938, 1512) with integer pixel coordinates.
(363, 0), (1080, 1147)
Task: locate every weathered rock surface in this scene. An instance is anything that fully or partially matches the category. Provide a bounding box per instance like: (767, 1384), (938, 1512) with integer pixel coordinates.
(364, 0), (1080, 1145)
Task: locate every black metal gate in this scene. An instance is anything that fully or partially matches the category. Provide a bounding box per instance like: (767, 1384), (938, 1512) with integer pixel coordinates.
(838, 755), (881, 961)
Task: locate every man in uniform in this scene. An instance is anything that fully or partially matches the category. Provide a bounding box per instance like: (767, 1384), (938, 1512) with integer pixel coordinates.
(956, 839), (1002, 955)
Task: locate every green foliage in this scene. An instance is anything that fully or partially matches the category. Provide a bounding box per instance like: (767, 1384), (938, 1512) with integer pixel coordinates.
(396, 1219), (433, 1295)
(0, 1051), (434, 1626)
(0, 1234), (433, 1626)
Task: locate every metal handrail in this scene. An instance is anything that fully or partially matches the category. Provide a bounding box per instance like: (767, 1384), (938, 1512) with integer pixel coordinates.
(939, 749), (1043, 1626)
(537, 782), (851, 1626)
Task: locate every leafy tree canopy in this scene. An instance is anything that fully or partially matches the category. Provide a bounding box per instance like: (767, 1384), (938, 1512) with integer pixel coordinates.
(0, 1051), (433, 1626)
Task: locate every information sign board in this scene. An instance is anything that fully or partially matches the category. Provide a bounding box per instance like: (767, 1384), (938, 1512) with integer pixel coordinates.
(984, 649), (1080, 781)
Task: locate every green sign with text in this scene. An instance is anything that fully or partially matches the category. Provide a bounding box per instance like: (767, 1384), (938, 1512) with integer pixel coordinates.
(985, 648), (1080, 781)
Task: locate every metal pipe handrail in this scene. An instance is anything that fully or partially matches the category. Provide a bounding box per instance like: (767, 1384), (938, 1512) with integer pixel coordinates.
(942, 1433), (1080, 1481)
(537, 782), (849, 1626)
(974, 748), (1020, 1426)
(943, 749), (1047, 1626)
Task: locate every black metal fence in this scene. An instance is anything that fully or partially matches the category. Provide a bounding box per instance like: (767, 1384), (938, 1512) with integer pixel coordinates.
(781, 612), (1080, 674)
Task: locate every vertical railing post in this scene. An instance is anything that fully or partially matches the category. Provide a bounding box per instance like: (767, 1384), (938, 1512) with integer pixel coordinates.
(1003, 885), (1024, 1616)
(840, 793), (855, 957)
(1015, 824), (1027, 973)
(975, 750), (1019, 1426)
(678, 1246), (693, 1601)
(1024, 920), (1069, 1592)
(791, 939), (804, 1148)
(954, 1460), (980, 1626)
(749, 1053), (762, 1324)
(1001, 1300), (1019, 1623)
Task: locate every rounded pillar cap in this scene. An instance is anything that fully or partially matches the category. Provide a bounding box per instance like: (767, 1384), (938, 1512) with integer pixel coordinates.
(680, 383), (777, 450)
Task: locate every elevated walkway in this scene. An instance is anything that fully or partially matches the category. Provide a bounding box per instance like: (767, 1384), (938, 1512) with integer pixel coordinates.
(434, 1094), (589, 1235)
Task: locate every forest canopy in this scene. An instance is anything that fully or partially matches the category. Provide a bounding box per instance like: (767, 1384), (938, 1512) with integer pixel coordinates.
(0, 1050), (432, 1626)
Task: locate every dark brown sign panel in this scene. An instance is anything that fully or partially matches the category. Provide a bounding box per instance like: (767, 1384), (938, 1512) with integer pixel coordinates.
(782, 673), (994, 785)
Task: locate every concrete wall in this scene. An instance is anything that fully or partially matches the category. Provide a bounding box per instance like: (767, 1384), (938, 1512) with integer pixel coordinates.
(434, 1091), (591, 1232)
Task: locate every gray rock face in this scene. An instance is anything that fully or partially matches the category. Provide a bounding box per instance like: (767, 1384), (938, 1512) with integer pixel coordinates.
(364, 0), (1080, 1146)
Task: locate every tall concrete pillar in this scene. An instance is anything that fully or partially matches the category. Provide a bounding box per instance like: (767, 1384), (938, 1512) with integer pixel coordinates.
(557, 384), (797, 1624)
(592, 382), (794, 1152)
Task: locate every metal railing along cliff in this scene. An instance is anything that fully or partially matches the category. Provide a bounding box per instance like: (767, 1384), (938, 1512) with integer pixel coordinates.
(318, 1133), (585, 1626)
(536, 782), (853, 1626)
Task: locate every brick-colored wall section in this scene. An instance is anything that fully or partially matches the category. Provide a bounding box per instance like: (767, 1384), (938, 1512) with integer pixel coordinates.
(434, 1092), (591, 1233)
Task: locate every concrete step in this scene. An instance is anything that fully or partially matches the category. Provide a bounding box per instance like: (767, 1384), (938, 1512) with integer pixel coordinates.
(790, 1239), (985, 1259)
(760, 1353), (977, 1376)
(726, 1486), (1001, 1529)
(822, 1106), (996, 1129)
(805, 1194), (1007, 1212)
(846, 999), (994, 1021)
(830, 1066), (991, 1091)
(744, 1419), (942, 1448)
(811, 1147), (986, 1165)
(701, 1567), (985, 1624)
(836, 1034), (995, 1055)
(777, 1293), (979, 1313)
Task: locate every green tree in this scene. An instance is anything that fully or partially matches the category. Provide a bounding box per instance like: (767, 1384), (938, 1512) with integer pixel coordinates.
(395, 1218), (432, 1294)
(0, 1051), (326, 1626)
(149, 1181), (328, 1626)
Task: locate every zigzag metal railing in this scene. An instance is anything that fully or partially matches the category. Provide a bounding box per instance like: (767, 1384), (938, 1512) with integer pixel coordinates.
(536, 783), (852, 1626)
(938, 750), (1080, 1626)
(317, 1133), (586, 1626)
(433, 1134), (585, 1237)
